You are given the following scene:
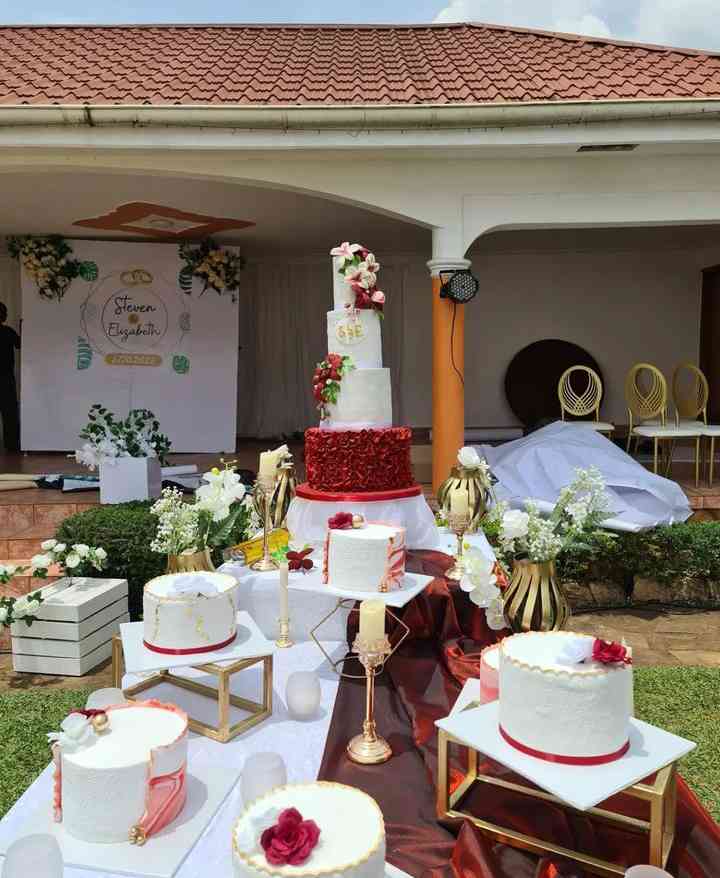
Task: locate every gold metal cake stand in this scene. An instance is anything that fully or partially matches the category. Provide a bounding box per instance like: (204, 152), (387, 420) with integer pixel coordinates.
(437, 716), (678, 877)
(111, 634), (273, 744)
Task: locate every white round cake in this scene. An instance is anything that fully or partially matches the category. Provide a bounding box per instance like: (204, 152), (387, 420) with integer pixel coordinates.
(232, 782), (385, 878)
(326, 310), (382, 369)
(499, 631), (633, 763)
(143, 571), (238, 654)
(53, 700), (188, 844)
(322, 369), (392, 430)
(324, 522), (406, 592)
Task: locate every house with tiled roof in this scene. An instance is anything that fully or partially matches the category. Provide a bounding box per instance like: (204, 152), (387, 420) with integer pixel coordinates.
(3, 21), (720, 483)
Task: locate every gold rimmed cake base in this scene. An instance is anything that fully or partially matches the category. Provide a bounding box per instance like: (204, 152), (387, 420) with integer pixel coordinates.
(111, 634), (273, 744)
(437, 700), (679, 877)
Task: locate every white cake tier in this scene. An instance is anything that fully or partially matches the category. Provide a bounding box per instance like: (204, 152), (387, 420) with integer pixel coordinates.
(143, 571), (238, 653)
(232, 782), (385, 878)
(322, 369), (392, 430)
(60, 702), (188, 843)
(332, 256), (356, 310)
(324, 522), (406, 592)
(326, 309), (382, 369)
(499, 631), (633, 761)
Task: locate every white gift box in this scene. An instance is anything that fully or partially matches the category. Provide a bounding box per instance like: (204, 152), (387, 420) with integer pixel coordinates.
(10, 577), (129, 676)
(99, 457), (162, 504)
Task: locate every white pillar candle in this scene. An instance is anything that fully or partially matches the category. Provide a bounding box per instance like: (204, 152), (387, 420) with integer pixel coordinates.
(359, 599), (385, 643)
(450, 487), (469, 516)
(258, 450), (276, 478)
(279, 562), (289, 620)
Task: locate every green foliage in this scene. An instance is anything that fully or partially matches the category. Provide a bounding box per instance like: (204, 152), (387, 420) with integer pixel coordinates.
(0, 688), (91, 819)
(555, 521), (720, 596)
(56, 503), (165, 620)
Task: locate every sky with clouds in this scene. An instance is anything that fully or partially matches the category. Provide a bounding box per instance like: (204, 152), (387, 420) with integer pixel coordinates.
(1, 0), (719, 53)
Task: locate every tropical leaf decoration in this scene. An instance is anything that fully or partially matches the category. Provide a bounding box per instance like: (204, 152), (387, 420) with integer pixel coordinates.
(172, 355), (190, 375)
(178, 267), (194, 295)
(76, 337), (93, 371)
(78, 261), (98, 282)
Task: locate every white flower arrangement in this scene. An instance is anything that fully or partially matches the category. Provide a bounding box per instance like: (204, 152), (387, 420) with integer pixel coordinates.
(0, 559), (53, 629)
(47, 714), (96, 753)
(75, 405), (171, 471)
(488, 466), (612, 565)
(151, 466), (260, 558)
(460, 550), (506, 630)
(457, 446), (492, 487)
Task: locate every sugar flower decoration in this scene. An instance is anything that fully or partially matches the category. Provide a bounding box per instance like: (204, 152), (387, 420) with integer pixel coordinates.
(260, 808), (321, 867)
(557, 636), (595, 666)
(330, 242), (362, 262)
(460, 552), (499, 608)
(47, 713), (96, 753)
(235, 805), (282, 857)
(593, 638), (632, 665)
(287, 548), (314, 572)
(170, 574), (220, 597)
(328, 512), (354, 530)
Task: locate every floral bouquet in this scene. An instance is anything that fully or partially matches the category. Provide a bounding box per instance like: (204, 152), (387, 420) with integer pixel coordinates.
(0, 560), (51, 629)
(178, 239), (244, 300)
(484, 466), (613, 567)
(330, 242), (385, 315)
(31, 540), (107, 579)
(75, 404), (171, 470)
(459, 551), (508, 630)
(7, 235), (98, 302)
(312, 354), (355, 420)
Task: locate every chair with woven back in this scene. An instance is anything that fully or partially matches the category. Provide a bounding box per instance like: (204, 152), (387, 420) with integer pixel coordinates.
(557, 365), (614, 436)
(672, 362), (709, 427)
(626, 362), (702, 485)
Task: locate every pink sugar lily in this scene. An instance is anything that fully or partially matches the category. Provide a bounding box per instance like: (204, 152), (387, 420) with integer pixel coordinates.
(330, 242), (362, 261)
(371, 290), (385, 304)
(363, 253), (380, 274)
(344, 266), (370, 289)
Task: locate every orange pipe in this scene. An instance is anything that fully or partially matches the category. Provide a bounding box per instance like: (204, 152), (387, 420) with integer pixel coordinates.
(431, 274), (464, 492)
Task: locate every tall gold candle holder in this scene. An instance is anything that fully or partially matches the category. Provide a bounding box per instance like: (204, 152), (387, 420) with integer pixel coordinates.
(445, 510), (471, 581)
(251, 474), (280, 572)
(310, 601), (409, 765)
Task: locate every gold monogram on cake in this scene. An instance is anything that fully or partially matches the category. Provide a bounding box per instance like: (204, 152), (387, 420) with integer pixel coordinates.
(335, 317), (365, 345)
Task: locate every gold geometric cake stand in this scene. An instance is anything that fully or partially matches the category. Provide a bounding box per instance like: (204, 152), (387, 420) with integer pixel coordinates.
(437, 705), (678, 877)
(111, 633), (273, 744)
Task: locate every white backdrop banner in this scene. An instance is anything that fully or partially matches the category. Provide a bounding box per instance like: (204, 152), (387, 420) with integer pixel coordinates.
(20, 240), (238, 452)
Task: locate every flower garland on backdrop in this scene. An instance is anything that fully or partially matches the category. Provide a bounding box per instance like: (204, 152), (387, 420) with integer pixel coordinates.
(7, 235), (98, 302)
(75, 405), (172, 471)
(312, 354), (355, 421)
(330, 242), (385, 315)
(482, 466), (614, 569)
(0, 540), (106, 630)
(150, 465), (260, 559)
(178, 239), (244, 301)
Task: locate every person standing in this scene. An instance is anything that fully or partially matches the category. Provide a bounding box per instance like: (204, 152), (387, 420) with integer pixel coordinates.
(0, 302), (20, 452)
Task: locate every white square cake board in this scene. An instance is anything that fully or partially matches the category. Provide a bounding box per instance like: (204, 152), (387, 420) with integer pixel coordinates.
(120, 611), (276, 675)
(0, 763), (239, 878)
(436, 701), (696, 812)
(286, 569), (435, 608)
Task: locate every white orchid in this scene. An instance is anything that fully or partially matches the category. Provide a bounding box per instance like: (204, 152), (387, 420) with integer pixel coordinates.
(47, 714), (96, 753)
(485, 596), (507, 631)
(196, 467), (247, 523)
(501, 509), (530, 542)
(460, 551), (500, 608)
(458, 446), (481, 468)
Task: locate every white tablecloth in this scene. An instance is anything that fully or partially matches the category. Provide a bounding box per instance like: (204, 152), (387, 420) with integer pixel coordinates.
(0, 639), (345, 878)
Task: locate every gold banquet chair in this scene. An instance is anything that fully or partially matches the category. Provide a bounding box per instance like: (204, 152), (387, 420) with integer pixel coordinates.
(558, 365), (614, 436)
(672, 362), (709, 427)
(626, 363), (702, 486)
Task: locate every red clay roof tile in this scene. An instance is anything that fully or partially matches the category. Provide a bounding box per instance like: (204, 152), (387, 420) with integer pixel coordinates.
(0, 22), (718, 107)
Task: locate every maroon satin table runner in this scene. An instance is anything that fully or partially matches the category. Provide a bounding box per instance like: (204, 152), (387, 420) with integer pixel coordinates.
(317, 550), (720, 877)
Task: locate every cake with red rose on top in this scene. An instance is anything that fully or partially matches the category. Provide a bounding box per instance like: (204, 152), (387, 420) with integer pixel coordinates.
(323, 512), (406, 592)
(232, 782), (386, 878)
(498, 631), (633, 765)
(287, 243), (438, 549)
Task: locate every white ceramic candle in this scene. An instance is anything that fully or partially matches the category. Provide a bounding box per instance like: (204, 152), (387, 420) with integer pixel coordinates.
(85, 688), (126, 710)
(359, 599), (385, 643)
(285, 671), (322, 720)
(279, 562), (289, 620)
(240, 752), (287, 806)
(450, 487), (469, 516)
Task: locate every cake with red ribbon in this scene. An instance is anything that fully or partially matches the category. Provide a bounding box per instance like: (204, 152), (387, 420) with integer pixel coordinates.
(498, 631), (633, 765)
(287, 243), (438, 548)
(143, 571), (238, 655)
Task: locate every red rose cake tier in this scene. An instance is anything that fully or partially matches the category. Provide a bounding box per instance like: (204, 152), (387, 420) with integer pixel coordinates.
(286, 242), (439, 549)
(304, 427), (414, 493)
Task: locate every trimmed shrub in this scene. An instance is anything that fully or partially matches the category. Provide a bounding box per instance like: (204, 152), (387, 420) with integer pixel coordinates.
(55, 502), (164, 620)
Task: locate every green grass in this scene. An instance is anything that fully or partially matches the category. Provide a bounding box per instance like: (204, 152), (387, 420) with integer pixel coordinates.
(0, 688), (90, 819)
(0, 670), (719, 822)
(634, 666), (720, 821)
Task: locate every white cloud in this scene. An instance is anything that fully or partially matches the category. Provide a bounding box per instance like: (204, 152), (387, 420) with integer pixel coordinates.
(433, 0), (720, 51)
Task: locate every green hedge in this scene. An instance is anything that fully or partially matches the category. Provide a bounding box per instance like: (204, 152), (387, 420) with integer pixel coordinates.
(558, 521), (720, 591)
(55, 502), (165, 620)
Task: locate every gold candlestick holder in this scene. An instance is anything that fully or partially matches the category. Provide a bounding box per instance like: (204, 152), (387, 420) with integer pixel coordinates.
(251, 474), (280, 572)
(310, 601), (409, 765)
(445, 510), (471, 581)
(276, 616), (293, 649)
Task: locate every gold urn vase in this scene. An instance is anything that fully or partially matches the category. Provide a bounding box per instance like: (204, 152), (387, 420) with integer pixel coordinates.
(253, 461), (297, 530)
(436, 466), (490, 533)
(503, 559), (570, 633)
(166, 548), (215, 574)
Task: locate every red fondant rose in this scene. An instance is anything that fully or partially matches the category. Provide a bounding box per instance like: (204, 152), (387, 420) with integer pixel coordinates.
(592, 638), (631, 665)
(287, 548), (313, 572)
(328, 511), (354, 529)
(260, 808), (320, 866)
